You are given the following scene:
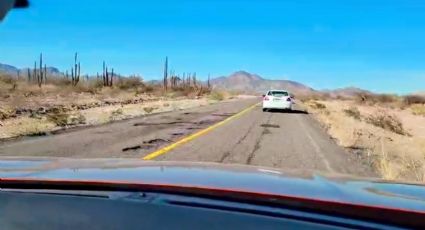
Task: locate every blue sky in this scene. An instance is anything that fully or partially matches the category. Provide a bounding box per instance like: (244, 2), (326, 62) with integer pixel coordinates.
(1, 0), (425, 94)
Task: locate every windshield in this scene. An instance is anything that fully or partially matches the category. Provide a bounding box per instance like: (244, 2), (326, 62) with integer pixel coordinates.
(268, 91), (289, 97)
(0, 1), (424, 191)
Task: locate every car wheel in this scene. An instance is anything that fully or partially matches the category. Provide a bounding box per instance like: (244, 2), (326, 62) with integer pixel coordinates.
(262, 108), (267, 112)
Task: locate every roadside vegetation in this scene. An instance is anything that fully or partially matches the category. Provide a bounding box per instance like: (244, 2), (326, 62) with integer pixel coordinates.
(0, 54), (236, 139)
(304, 93), (425, 183)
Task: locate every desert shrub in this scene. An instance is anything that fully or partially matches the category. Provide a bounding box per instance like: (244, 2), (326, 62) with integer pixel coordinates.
(375, 94), (398, 103)
(411, 104), (425, 116)
(47, 108), (85, 127)
(355, 93), (398, 104)
(87, 78), (104, 89)
(0, 74), (17, 84)
(143, 107), (155, 114)
(68, 113), (86, 125)
(344, 107), (361, 120)
(109, 108), (124, 120)
(298, 93), (330, 102)
(209, 91), (225, 101)
(117, 77), (144, 90)
(0, 108), (14, 120)
(47, 110), (70, 127)
(111, 108), (123, 116)
(47, 77), (71, 86)
(366, 112), (408, 135)
(309, 101), (326, 109)
(143, 85), (155, 92)
(403, 95), (425, 105)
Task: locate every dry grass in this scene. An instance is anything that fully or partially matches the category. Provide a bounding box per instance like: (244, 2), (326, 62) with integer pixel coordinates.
(411, 104), (425, 116)
(307, 101), (327, 110)
(0, 117), (56, 138)
(404, 95), (425, 105)
(365, 112), (409, 136)
(109, 108), (124, 121)
(0, 73), (229, 139)
(46, 108), (86, 127)
(209, 90), (225, 101)
(143, 106), (155, 114)
(116, 77), (144, 90)
(343, 107), (361, 120)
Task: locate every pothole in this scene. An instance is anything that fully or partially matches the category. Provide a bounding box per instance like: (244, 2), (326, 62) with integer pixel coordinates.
(144, 138), (170, 144)
(134, 121), (189, 126)
(186, 127), (201, 130)
(122, 145), (142, 152)
(122, 139), (171, 152)
(260, 124), (280, 128)
(212, 113), (235, 117)
(196, 120), (215, 125)
(171, 132), (184, 136)
(27, 132), (48, 137)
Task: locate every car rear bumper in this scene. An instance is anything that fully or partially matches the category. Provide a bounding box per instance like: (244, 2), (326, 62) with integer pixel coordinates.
(263, 101), (292, 109)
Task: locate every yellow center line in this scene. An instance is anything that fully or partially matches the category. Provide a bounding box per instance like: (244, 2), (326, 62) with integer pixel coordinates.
(143, 102), (260, 160)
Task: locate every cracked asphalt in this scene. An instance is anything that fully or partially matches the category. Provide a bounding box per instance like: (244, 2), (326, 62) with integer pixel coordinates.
(156, 100), (375, 177)
(0, 98), (375, 177)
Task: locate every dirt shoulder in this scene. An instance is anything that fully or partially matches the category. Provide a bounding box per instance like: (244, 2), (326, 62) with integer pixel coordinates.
(0, 82), (237, 139)
(304, 99), (425, 183)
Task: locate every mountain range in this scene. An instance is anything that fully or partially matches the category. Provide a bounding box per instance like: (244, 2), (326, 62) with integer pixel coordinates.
(1, 62), (372, 97)
(211, 71), (315, 95)
(0, 63), (62, 77)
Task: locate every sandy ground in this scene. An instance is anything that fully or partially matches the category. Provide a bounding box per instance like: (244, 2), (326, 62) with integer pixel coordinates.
(0, 96), (226, 139)
(305, 100), (425, 182)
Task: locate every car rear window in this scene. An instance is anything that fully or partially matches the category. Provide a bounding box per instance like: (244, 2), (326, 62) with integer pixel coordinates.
(268, 91), (289, 97)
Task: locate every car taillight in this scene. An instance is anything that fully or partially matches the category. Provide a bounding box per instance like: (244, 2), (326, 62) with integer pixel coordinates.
(264, 96), (269, 101)
(286, 97), (291, 102)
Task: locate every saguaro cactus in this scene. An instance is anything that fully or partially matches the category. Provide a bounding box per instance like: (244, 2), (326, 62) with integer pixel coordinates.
(163, 56), (168, 91)
(109, 68), (114, 87)
(36, 53), (44, 87)
(102, 61), (106, 86)
(71, 52), (80, 86)
(33, 61), (36, 83)
(44, 64), (47, 84)
(27, 68), (31, 82)
(192, 72), (197, 88)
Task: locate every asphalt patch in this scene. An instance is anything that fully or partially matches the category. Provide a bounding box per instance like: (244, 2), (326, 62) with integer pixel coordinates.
(212, 113), (235, 117)
(260, 124), (280, 128)
(196, 120), (215, 125)
(134, 121), (189, 126)
(122, 139), (171, 152)
(186, 127), (201, 130)
(122, 145), (142, 151)
(26, 131), (48, 137)
(144, 138), (170, 144)
(171, 132), (185, 136)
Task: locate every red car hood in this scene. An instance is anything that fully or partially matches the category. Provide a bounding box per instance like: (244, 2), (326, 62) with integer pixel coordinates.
(0, 157), (424, 213)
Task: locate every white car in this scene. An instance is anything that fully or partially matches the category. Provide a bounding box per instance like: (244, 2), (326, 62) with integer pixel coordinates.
(262, 90), (293, 112)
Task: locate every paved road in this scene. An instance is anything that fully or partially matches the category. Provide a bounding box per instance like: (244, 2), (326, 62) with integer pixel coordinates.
(0, 98), (374, 177)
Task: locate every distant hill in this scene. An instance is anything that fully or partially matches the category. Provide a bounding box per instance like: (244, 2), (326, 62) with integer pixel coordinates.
(211, 71), (315, 95)
(0, 63), (63, 77)
(0, 63), (19, 75)
(322, 87), (373, 98)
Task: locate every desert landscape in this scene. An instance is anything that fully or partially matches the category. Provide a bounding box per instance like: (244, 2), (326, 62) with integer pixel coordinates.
(1, 62), (425, 182)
